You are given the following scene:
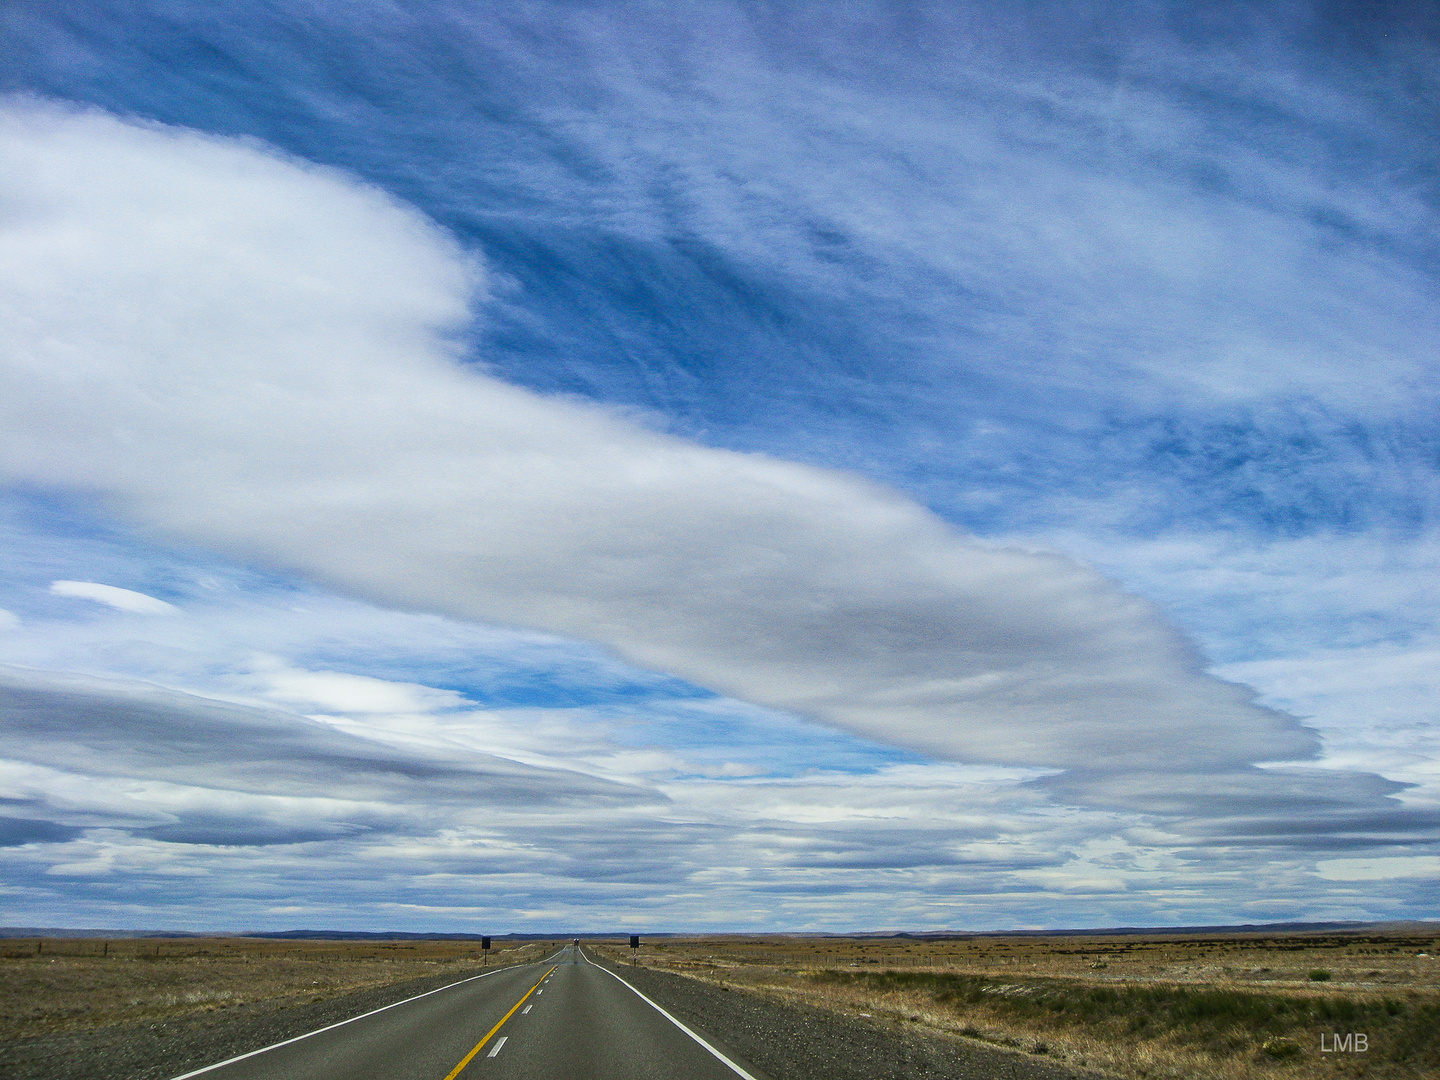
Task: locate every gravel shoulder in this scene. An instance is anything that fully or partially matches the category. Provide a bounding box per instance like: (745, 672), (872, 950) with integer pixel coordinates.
(594, 953), (1109, 1080)
(0, 961), (513, 1080)
(1, 952), (1111, 1080)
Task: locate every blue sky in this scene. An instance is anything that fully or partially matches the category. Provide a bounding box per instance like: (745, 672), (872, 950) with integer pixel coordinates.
(0, 0), (1436, 931)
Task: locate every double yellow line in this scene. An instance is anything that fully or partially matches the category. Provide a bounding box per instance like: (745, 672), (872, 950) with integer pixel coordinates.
(441, 965), (557, 1078)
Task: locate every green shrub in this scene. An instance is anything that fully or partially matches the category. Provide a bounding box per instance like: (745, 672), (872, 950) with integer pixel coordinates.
(1309, 969), (1332, 981)
(1261, 1037), (1300, 1060)
(803, 967), (1439, 1071)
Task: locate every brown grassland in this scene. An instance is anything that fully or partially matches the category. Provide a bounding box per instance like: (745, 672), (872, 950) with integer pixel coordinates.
(2, 930), (1436, 1079)
(0, 936), (548, 1044)
(596, 929), (1439, 1080)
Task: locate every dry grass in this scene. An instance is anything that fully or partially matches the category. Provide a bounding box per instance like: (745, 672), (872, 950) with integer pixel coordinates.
(9, 930), (1436, 1078)
(0, 936), (549, 1042)
(598, 929), (1440, 1080)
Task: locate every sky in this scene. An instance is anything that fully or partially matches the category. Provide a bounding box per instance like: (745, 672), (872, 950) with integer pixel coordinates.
(0, 0), (1437, 933)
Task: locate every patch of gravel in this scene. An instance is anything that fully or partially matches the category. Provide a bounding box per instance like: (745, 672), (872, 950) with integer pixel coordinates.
(603, 958), (1111, 1080)
(0, 962), (515, 1080)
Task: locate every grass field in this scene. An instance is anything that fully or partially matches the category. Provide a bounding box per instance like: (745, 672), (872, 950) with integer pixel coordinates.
(5, 929), (1435, 1079)
(0, 936), (547, 1043)
(596, 929), (1440, 1080)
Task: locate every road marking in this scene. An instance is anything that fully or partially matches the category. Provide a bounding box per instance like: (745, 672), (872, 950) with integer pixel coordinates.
(522, 1004), (532, 1014)
(166, 965), (520, 1079)
(486, 1036), (508, 1058)
(580, 952), (762, 1080)
(535, 988), (543, 994)
(441, 966), (555, 1080)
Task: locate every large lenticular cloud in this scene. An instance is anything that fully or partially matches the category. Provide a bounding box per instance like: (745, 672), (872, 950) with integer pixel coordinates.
(0, 99), (1319, 799)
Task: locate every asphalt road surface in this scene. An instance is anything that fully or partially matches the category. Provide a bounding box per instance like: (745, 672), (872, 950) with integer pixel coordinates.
(170, 945), (764, 1080)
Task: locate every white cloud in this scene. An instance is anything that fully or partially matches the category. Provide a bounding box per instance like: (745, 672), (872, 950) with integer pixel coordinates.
(0, 9), (1436, 931)
(1010, 527), (1440, 814)
(487, 4), (1439, 417)
(0, 609), (17, 630)
(49, 580), (177, 615)
(0, 664), (648, 828)
(0, 98), (1412, 834)
(252, 659), (468, 715)
(0, 663), (1428, 931)
(1315, 856), (1440, 882)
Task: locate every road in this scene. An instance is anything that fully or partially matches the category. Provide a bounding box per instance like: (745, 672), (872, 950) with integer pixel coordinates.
(170, 945), (763, 1080)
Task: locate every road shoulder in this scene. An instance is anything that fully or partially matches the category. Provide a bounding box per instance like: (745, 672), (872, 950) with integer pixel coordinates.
(592, 956), (1109, 1080)
(0, 963), (520, 1080)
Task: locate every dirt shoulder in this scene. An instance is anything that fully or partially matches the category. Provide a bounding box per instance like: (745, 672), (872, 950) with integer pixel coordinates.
(597, 931), (1440, 1080)
(591, 950), (1103, 1080)
(0, 963), (525, 1080)
(0, 937), (543, 1044)
(0, 937), (551, 1080)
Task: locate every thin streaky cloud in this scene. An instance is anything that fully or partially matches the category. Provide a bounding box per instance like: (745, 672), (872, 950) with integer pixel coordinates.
(49, 580), (178, 615)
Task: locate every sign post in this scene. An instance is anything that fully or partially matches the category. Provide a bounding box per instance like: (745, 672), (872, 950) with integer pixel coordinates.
(481, 936), (491, 967)
(629, 934), (640, 966)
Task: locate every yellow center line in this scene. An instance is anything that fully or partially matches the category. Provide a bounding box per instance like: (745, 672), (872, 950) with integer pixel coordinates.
(441, 965), (557, 1079)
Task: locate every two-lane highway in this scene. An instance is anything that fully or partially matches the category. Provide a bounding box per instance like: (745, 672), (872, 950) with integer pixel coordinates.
(171, 946), (762, 1080)
(474, 952), (757, 1080)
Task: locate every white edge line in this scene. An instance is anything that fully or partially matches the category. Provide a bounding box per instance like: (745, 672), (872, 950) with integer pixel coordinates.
(166, 960), (531, 1079)
(582, 951), (761, 1080)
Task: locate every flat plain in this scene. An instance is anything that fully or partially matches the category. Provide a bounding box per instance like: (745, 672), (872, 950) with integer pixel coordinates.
(596, 929), (1439, 1080)
(1, 929), (1436, 1079)
(0, 936), (546, 1044)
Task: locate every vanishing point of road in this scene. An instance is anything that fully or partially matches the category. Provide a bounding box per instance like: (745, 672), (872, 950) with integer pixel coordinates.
(163, 944), (1090, 1080)
(171, 945), (759, 1080)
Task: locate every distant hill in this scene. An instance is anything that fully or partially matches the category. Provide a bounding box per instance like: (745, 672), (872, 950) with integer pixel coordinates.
(3, 920), (1435, 940)
(0, 927), (613, 940)
(877, 921), (1439, 938)
(0, 927), (555, 940)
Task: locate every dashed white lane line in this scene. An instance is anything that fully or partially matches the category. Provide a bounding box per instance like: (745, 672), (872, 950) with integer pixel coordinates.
(487, 1036), (508, 1059)
(535, 989), (543, 994)
(522, 1004), (533, 1014)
